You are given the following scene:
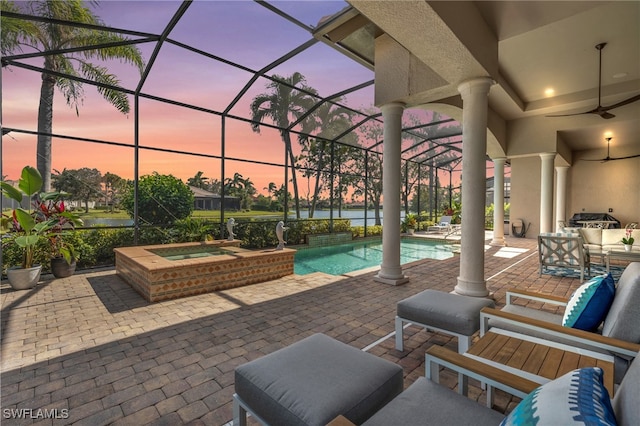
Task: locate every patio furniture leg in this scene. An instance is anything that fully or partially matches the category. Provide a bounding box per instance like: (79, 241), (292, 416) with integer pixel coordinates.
(485, 385), (494, 408)
(395, 316), (404, 351)
(233, 394), (247, 426)
(459, 336), (471, 353)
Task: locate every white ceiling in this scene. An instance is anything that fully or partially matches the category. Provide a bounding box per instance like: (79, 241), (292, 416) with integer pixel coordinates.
(321, 1), (640, 153)
(477, 1), (640, 151)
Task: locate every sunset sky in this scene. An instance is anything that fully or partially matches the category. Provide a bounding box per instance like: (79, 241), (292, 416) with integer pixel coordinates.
(1, 0), (467, 198)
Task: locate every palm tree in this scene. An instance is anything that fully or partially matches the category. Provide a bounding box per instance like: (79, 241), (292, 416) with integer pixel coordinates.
(1, 0), (145, 191)
(224, 172), (256, 210)
(250, 72), (317, 219)
(187, 171), (209, 189)
(224, 172), (246, 195)
(265, 182), (277, 199)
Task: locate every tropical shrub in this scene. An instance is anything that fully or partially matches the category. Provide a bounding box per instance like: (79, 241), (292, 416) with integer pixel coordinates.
(120, 173), (194, 225)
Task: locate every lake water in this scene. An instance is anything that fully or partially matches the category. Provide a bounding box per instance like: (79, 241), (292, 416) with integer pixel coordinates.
(295, 209), (404, 227)
(82, 210), (404, 227)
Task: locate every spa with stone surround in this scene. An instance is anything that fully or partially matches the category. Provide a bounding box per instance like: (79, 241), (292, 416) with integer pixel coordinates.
(114, 240), (295, 302)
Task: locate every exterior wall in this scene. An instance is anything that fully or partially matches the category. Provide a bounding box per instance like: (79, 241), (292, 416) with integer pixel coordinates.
(509, 148), (640, 239)
(570, 148), (640, 227)
(509, 156), (541, 238)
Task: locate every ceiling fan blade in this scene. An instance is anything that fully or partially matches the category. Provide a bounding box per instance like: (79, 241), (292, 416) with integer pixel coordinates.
(601, 94), (640, 111)
(611, 153), (640, 160)
(547, 43), (637, 120)
(546, 108), (615, 119)
(546, 111), (588, 118)
(582, 154), (640, 162)
(597, 110), (616, 119)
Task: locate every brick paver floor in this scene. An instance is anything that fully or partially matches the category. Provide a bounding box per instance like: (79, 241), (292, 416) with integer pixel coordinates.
(1, 236), (607, 425)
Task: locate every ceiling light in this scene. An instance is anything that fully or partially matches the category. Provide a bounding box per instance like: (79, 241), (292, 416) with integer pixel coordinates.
(544, 88), (555, 97)
(604, 131), (613, 138)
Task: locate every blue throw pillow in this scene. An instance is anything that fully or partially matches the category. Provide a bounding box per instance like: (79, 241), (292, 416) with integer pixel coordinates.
(562, 273), (615, 331)
(500, 367), (616, 426)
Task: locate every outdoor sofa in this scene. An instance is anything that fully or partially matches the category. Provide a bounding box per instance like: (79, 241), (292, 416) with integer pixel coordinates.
(579, 227), (640, 253)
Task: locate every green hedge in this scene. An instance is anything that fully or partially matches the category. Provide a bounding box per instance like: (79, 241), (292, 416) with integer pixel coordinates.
(2, 218), (382, 276)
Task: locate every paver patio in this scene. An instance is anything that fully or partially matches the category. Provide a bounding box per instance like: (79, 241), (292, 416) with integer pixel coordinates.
(1, 236), (601, 425)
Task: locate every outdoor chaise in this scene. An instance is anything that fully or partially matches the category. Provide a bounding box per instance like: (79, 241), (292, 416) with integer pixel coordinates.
(481, 261), (640, 383)
(330, 344), (640, 426)
(426, 215), (452, 233)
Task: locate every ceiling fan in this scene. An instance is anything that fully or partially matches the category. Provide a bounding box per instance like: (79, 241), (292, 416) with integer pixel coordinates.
(582, 137), (640, 162)
(548, 42), (640, 120)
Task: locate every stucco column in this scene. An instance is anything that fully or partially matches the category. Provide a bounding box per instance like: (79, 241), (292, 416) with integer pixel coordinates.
(455, 77), (493, 297)
(540, 153), (556, 234)
(491, 157), (506, 246)
(375, 102), (409, 285)
(555, 165), (569, 231)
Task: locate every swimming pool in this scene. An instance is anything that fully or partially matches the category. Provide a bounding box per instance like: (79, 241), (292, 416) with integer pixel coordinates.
(294, 238), (456, 275)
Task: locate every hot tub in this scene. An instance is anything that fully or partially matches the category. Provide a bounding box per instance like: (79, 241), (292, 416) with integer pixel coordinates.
(114, 240), (295, 302)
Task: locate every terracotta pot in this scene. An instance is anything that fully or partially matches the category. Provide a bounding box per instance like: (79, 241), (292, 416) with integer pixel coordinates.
(50, 257), (77, 278)
(7, 265), (42, 290)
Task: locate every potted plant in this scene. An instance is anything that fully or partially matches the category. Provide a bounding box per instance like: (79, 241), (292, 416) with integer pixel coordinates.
(38, 191), (83, 278)
(622, 227), (635, 252)
(402, 213), (418, 235)
(1, 166), (54, 289)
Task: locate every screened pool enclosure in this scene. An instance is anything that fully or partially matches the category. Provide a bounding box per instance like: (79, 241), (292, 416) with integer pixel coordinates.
(1, 0), (505, 257)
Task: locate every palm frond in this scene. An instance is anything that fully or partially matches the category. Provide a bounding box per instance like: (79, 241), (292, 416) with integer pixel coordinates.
(79, 61), (130, 114)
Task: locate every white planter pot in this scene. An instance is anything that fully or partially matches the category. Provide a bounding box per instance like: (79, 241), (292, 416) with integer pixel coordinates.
(6, 265), (42, 290)
(624, 244), (633, 252)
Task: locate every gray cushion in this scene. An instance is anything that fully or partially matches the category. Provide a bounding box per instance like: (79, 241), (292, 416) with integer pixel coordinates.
(363, 377), (505, 426)
(612, 357), (640, 426)
(234, 333), (403, 426)
(397, 290), (495, 336)
(602, 262), (640, 343)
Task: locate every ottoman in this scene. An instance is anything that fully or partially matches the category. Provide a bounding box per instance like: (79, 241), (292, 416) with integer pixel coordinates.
(233, 333), (403, 426)
(396, 289), (495, 353)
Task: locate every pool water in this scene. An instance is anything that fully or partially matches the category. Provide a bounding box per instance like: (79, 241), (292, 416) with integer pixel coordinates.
(149, 246), (232, 261)
(294, 238), (455, 275)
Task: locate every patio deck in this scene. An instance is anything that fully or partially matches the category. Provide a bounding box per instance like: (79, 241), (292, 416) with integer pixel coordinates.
(0, 236), (598, 425)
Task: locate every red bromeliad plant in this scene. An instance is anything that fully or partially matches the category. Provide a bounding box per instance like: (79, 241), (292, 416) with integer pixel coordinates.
(1, 166), (53, 268)
(37, 192), (83, 265)
(1, 166), (83, 269)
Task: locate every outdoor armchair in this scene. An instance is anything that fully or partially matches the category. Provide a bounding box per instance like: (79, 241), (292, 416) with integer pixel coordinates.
(481, 262), (640, 382)
(329, 345), (538, 426)
(331, 344), (640, 426)
(538, 232), (590, 281)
